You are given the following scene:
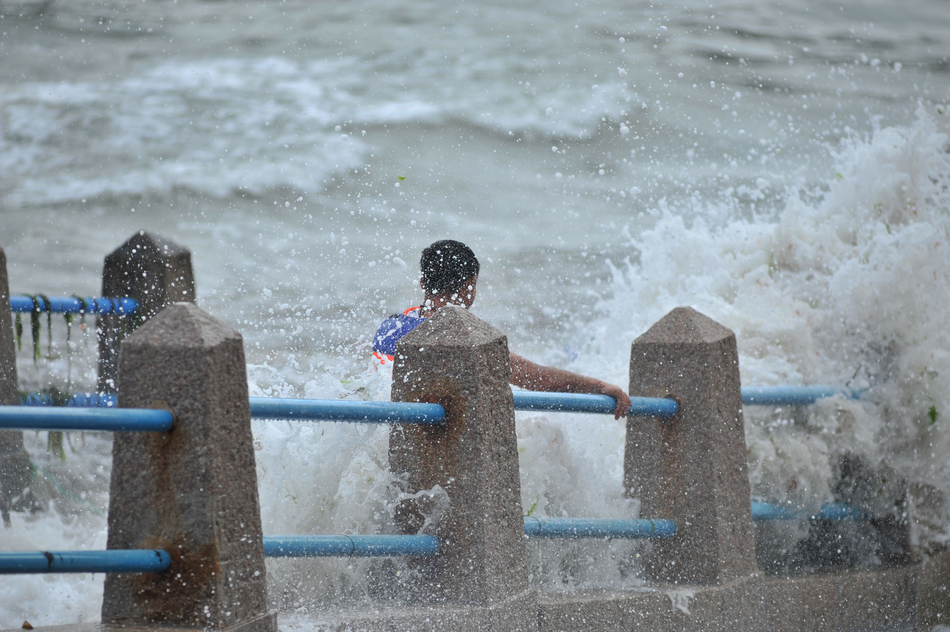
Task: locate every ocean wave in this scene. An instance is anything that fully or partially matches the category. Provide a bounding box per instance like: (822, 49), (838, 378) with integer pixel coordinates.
(587, 108), (950, 547)
(0, 53), (644, 206)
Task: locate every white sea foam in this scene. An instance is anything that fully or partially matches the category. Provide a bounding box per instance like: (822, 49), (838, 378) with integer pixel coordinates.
(0, 58), (366, 205)
(582, 108), (950, 544)
(0, 50), (645, 208)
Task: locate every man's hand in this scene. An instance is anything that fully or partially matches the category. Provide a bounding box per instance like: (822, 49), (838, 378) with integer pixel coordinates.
(600, 382), (632, 420)
(510, 353), (632, 420)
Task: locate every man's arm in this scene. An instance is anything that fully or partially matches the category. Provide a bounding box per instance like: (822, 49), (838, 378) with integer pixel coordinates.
(509, 353), (632, 419)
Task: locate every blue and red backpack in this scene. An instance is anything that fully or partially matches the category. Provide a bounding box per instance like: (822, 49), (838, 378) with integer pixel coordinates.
(372, 306), (425, 365)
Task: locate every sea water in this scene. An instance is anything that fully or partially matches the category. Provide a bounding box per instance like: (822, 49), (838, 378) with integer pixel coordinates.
(1, 0), (949, 625)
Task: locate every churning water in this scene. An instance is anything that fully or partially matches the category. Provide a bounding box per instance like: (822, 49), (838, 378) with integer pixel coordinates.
(1, 0), (949, 626)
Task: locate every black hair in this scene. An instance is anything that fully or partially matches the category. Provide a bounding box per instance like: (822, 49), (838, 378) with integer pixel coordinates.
(420, 240), (480, 296)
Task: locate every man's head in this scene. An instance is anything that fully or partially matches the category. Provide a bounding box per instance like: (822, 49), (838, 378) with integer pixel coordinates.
(420, 240), (479, 307)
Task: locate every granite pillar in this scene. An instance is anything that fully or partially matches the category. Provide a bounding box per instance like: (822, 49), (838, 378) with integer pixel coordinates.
(97, 231), (196, 393)
(102, 303), (275, 631)
(919, 547), (950, 629)
(624, 307), (758, 586)
(0, 245), (31, 527)
(389, 306), (536, 630)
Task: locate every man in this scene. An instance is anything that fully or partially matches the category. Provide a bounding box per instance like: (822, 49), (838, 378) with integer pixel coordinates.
(373, 240), (633, 419)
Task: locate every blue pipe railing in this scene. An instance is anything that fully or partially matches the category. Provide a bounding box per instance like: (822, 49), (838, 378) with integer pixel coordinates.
(18, 386), (862, 421)
(20, 393), (680, 421)
(742, 385), (863, 406)
(1, 500), (868, 574)
(0, 550), (170, 574)
(264, 519), (682, 558)
(263, 535), (440, 558)
(0, 297), (869, 409)
(21, 392), (117, 408)
(248, 397), (445, 425)
(512, 391), (679, 418)
(751, 500), (866, 521)
(0, 406), (173, 432)
(524, 517), (677, 539)
(9, 296), (139, 315)
(250, 394), (680, 422)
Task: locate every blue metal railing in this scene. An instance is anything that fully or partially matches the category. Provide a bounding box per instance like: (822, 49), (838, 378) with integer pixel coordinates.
(18, 385), (863, 421)
(263, 535), (440, 558)
(751, 500), (866, 522)
(249, 394), (680, 422)
(264, 518), (682, 559)
(1, 294), (865, 410)
(0, 399), (869, 579)
(1, 500), (869, 574)
(512, 391), (679, 418)
(9, 296), (139, 315)
(21, 392), (116, 408)
(0, 406), (173, 432)
(0, 549), (170, 574)
(510, 385), (862, 415)
(742, 385), (863, 406)
(248, 398), (446, 424)
(0, 538), (439, 573)
(524, 517), (677, 539)
(19, 393), (681, 421)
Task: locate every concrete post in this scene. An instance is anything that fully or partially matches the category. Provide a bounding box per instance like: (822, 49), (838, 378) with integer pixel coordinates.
(97, 231), (196, 393)
(102, 303), (275, 632)
(0, 245), (32, 527)
(624, 306), (758, 586)
(389, 306), (536, 630)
